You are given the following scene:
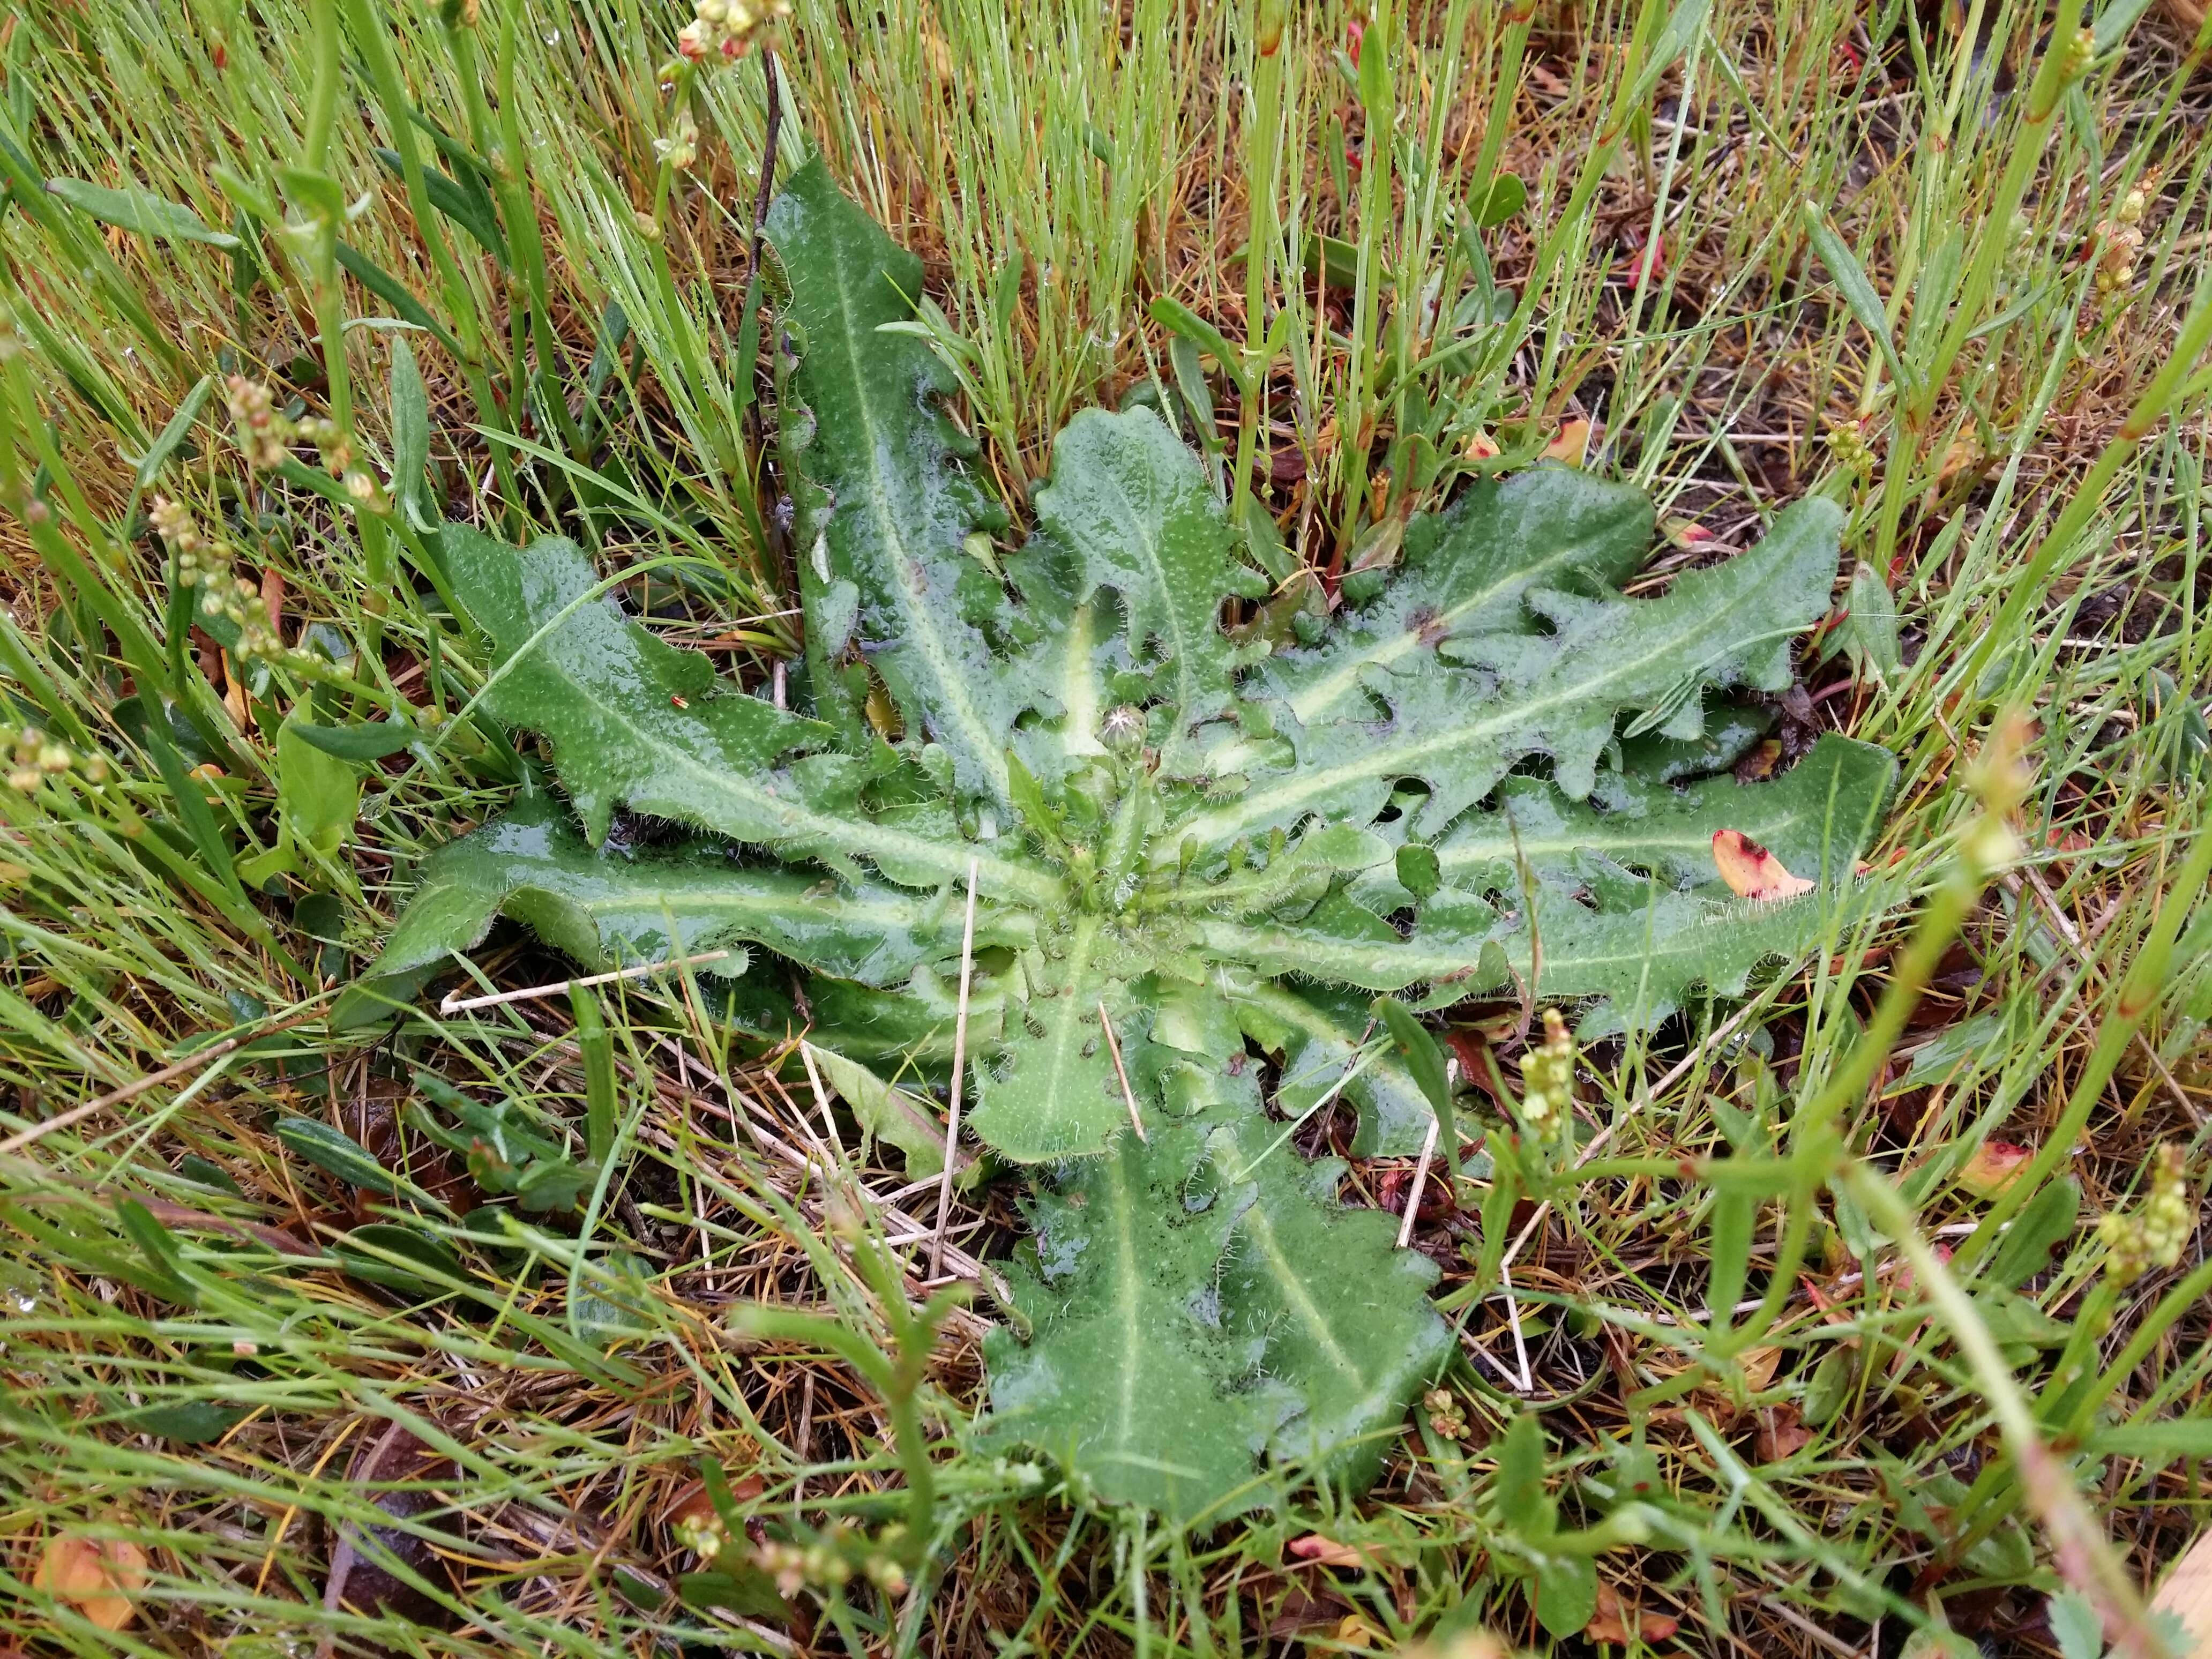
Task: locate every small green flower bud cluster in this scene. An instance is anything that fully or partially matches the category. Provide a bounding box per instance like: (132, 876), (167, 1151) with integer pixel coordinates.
(2060, 25), (2095, 83)
(4, 726), (110, 794)
(676, 0), (789, 62)
(756, 1521), (909, 1599)
(2099, 1145), (2192, 1287)
(226, 375), (292, 470)
(151, 496), (322, 675)
(671, 1506), (727, 1560)
(151, 495), (220, 586)
(1825, 417), (1876, 473)
(654, 111), (700, 173)
(1514, 1008), (1576, 1140)
(2093, 180), (2153, 302)
(223, 376), (386, 510)
(1423, 1387), (1468, 1440)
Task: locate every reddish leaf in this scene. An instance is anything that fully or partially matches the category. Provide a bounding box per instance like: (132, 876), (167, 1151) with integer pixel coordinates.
(1289, 1534), (1384, 1570)
(1757, 1404), (1813, 1462)
(1620, 231), (1667, 288)
(1586, 1582), (1680, 1646)
(1712, 829), (1817, 900)
(1895, 1239), (1954, 1295)
(34, 1533), (147, 1631)
(1957, 1140), (2034, 1198)
(1542, 419), (1594, 466)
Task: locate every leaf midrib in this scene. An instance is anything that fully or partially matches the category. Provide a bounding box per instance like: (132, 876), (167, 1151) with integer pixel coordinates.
(1108, 1135), (1142, 1461)
(545, 875), (963, 930)
(526, 645), (1058, 905)
(1080, 462), (1213, 719)
(1199, 885), (1850, 983)
(1281, 529), (1626, 726)
(1437, 793), (1837, 875)
(825, 248), (1011, 806)
(1173, 547), (1792, 855)
(1035, 916), (1108, 1133)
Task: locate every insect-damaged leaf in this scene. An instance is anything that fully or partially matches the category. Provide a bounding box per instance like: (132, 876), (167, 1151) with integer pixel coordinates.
(438, 525), (814, 841)
(1230, 977), (1448, 1159)
(1244, 469), (1652, 734)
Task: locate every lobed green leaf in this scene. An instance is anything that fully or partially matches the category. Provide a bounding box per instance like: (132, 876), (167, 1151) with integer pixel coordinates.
(337, 795), (1029, 1028)
(983, 1082), (1447, 1522)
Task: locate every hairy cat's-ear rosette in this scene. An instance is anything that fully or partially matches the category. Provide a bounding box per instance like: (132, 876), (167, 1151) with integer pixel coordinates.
(354, 160), (1897, 1518)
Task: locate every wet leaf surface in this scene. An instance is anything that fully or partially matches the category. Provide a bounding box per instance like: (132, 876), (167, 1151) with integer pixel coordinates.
(353, 164), (1900, 1517)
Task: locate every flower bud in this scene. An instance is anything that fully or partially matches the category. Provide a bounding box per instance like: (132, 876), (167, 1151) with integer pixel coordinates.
(2101, 1146), (2192, 1286)
(1959, 814), (2023, 880)
(150, 496), (204, 553)
(1423, 1387), (1468, 1439)
(2061, 25), (2095, 81)
(1514, 1008), (1576, 1139)
(1100, 704), (1146, 754)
